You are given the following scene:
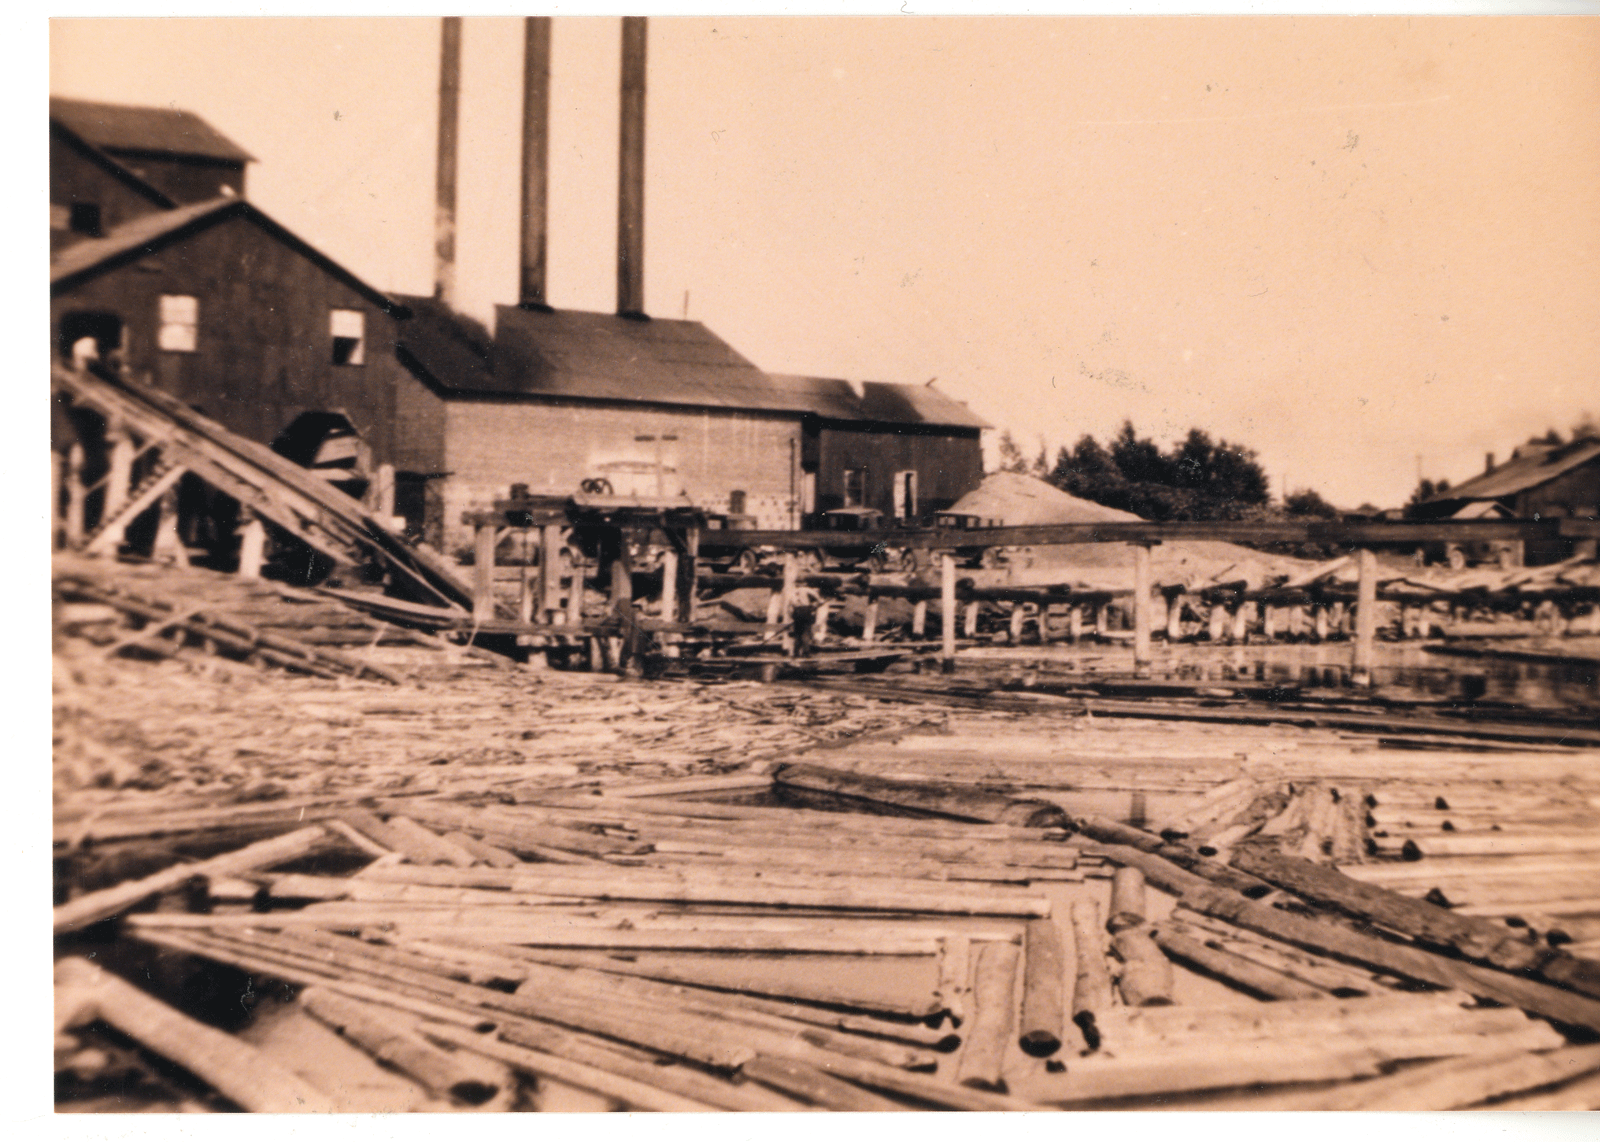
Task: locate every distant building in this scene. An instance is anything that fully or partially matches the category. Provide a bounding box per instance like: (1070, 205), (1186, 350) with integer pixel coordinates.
(394, 301), (989, 552)
(51, 97), (253, 212)
(1421, 438), (1600, 563)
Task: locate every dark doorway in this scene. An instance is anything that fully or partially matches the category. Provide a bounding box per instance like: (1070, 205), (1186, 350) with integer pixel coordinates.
(58, 312), (122, 365)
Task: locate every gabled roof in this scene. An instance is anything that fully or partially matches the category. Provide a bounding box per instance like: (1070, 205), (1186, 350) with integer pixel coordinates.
(768, 374), (991, 430)
(1432, 439), (1600, 503)
(49, 96), (254, 164)
(50, 196), (410, 318)
(396, 298), (808, 413)
(50, 119), (178, 210)
(394, 300), (991, 429)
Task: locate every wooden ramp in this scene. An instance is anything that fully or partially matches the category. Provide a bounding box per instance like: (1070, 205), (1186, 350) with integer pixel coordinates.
(53, 363), (473, 611)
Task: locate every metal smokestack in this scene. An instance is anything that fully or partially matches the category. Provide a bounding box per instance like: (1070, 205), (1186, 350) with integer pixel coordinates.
(617, 16), (647, 319)
(519, 17), (552, 310)
(434, 16), (462, 306)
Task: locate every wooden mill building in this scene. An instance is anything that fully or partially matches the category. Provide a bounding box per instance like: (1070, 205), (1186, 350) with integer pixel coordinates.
(1422, 438), (1600, 564)
(50, 82), (989, 563)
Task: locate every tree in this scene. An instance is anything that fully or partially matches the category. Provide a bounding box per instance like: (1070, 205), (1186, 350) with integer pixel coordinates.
(1110, 421), (1170, 485)
(1037, 421), (1272, 522)
(995, 430), (1029, 474)
(1285, 487), (1339, 519)
(1404, 476), (1450, 519)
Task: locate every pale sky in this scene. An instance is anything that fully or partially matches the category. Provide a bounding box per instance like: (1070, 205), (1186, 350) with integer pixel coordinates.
(48, 13), (1600, 509)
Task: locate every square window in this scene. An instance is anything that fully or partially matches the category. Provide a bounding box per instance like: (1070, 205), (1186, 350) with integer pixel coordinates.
(158, 294), (198, 353)
(331, 309), (365, 366)
(69, 203), (102, 237)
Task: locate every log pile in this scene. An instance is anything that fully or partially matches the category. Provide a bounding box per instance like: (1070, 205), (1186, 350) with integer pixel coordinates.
(54, 752), (1600, 1111)
(52, 590), (1600, 1112)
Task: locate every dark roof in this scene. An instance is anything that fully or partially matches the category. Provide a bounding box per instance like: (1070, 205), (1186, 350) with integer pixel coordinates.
(1432, 439), (1600, 503)
(50, 197), (410, 318)
(49, 96), (254, 164)
(397, 299), (812, 413)
(50, 120), (178, 210)
(394, 301), (990, 428)
(769, 374), (991, 430)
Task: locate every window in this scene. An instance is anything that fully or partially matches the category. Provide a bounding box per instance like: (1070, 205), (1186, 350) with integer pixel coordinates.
(331, 309), (365, 366)
(842, 468), (866, 507)
(69, 203), (102, 237)
(728, 490), (746, 516)
(158, 295), (198, 352)
(893, 470), (918, 520)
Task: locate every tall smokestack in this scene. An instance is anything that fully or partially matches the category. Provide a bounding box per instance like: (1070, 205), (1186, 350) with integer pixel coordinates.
(617, 16), (647, 319)
(519, 17), (552, 310)
(434, 16), (462, 307)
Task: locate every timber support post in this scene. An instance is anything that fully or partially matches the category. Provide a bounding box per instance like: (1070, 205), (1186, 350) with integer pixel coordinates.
(1353, 547), (1378, 686)
(676, 527), (699, 624)
(236, 510), (266, 582)
(473, 522), (498, 623)
(1131, 542), (1154, 671)
(940, 552), (957, 673)
(780, 552), (798, 656)
(539, 523), (563, 621)
(65, 443), (85, 548)
(104, 425), (133, 522)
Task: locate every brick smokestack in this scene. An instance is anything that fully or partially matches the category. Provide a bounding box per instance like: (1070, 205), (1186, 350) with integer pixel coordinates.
(434, 16), (462, 307)
(617, 16), (647, 319)
(519, 17), (552, 310)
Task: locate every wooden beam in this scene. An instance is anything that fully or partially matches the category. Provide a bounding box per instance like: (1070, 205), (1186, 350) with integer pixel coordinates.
(1353, 548), (1378, 684)
(940, 552), (957, 672)
(699, 516), (1600, 553)
(1132, 543), (1153, 668)
(236, 512), (266, 582)
(473, 523), (498, 623)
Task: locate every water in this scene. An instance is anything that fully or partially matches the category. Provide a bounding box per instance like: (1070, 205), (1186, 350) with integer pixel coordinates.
(970, 641), (1600, 712)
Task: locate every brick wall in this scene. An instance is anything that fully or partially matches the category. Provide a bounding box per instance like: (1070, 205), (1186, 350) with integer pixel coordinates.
(437, 400), (802, 553)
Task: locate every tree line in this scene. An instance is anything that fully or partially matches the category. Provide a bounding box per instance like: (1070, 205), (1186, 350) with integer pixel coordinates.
(995, 421), (1342, 522)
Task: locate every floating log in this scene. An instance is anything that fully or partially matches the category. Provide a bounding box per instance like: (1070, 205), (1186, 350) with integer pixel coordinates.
(1108, 867), (1147, 932)
(1112, 925), (1174, 1007)
(955, 940), (1020, 1091)
(54, 824), (331, 933)
(1018, 918), (1065, 1058)
(299, 987), (512, 1105)
(1224, 1043), (1600, 1111)
(771, 762), (1071, 828)
(742, 1055), (908, 1111)
(1151, 926), (1326, 1001)
(1181, 884), (1600, 1032)
(1230, 847), (1600, 999)
(1069, 900), (1113, 1049)
(423, 1022), (720, 1112)
(55, 957), (337, 1112)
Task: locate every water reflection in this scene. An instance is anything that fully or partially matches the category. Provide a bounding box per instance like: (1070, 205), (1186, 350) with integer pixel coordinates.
(1008, 642), (1600, 711)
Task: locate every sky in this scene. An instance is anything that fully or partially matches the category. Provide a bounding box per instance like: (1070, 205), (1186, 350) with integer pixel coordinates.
(48, 12), (1600, 510)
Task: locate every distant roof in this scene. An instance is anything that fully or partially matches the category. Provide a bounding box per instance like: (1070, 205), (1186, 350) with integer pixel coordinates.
(1432, 439), (1600, 503)
(949, 471), (1142, 525)
(395, 300), (989, 427)
(394, 299), (804, 414)
(50, 197), (409, 318)
(767, 374), (991, 430)
(50, 97), (254, 164)
(50, 119), (178, 210)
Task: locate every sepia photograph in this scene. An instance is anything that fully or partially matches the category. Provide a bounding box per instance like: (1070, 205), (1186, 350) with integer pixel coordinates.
(46, 5), (1600, 1116)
